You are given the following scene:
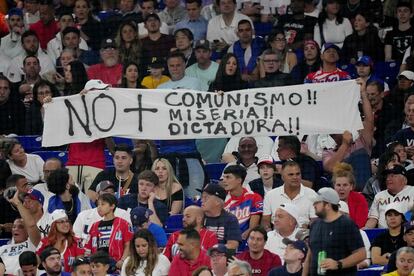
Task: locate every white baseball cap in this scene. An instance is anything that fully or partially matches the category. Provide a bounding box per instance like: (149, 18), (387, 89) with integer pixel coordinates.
(50, 209), (68, 224)
(278, 203), (300, 224)
(338, 201), (350, 214)
(398, 70), (414, 81)
(257, 154), (274, 166)
(84, 79), (109, 91)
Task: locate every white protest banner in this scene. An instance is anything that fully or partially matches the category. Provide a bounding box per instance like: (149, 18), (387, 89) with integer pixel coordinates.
(42, 80), (363, 147)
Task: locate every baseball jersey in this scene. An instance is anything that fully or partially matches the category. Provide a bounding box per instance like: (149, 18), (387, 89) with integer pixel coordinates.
(224, 188), (263, 233)
(304, 68), (351, 83)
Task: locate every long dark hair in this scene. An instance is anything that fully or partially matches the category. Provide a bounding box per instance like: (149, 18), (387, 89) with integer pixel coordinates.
(121, 61), (143, 88)
(65, 60), (88, 95)
(211, 53), (243, 90)
(318, 0), (344, 26)
(32, 80), (60, 106)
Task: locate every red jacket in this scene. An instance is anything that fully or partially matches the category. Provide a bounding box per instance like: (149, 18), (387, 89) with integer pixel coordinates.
(168, 250), (211, 276)
(164, 228), (218, 261)
(348, 191), (368, 228)
(85, 217), (133, 261)
(29, 20), (59, 49)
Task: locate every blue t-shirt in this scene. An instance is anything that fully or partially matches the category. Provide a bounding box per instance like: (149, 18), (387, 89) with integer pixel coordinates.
(392, 127), (414, 147)
(148, 222), (167, 247)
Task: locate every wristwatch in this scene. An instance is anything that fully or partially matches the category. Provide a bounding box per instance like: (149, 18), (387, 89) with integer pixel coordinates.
(337, 260), (343, 270)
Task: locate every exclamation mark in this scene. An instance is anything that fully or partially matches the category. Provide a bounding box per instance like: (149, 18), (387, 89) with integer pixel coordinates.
(313, 90), (317, 104)
(289, 117), (293, 134)
(270, 106), (273, 119)
(264, 106), (268, 119)
(307, 89), (312, 104)
(296, 117), (300, 135)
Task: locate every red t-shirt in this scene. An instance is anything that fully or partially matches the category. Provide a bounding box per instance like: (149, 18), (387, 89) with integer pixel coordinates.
(29, 20), (59, 49)
(348, 191), (369, 228)
(168, 250), (211, 276)
(66, 139), (106, 169)
(237, 249), (282, 276)
(164, 228), (218, 261)
(36, 236), (85, 272)
(87, 63), (123, 87)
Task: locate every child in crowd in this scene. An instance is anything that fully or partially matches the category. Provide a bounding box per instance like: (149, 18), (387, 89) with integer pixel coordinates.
(141, 57), (170, 89)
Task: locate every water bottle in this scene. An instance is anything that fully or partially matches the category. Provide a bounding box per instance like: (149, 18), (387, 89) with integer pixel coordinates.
(317, 250), (327, 275)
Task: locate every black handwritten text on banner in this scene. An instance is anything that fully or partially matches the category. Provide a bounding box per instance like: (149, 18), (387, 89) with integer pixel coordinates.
(42, 80), (363, 147)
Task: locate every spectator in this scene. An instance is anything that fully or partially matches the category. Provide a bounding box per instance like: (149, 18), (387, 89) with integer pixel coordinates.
(130, 206), (167, 249)
(208, 244), (230, 276)
(384, 1), (414, 64)
(332, 163), (368, 228)
(33, 157), (62, 211)
(141, 57), (170, 88)
(158, 0), (187, 34)
(208, 53), (248, 92)
(290, 40), (321, 84)
(121, 229), (170, 276)
(6, 174), (30, 194)
(342, 12), (383, 64)
(193, 266), (213, 276)
(385, 92), (414, 142)
(206, 0), (252, 49)
(366, 165), (414, 228)
(262, 161), (317, 230)
(392, 101), (414, 156)
(227, 260), (252, 276)
(168, 228), (211, 276)
(118, 170), (169, 226)
(200, 183), (242, 250)
(87, 38), (123, 87)
(371, 203), (407, 265)
(46, 12), (89, 64)
(266, 30), (297, 73)
(73, 0), (102, 51)
(6, 30), (55, 83)
(138, 0), (169, 38)
(39, 246), (71, 276)
(164, 205), (218, 261)
(386, 221), (414, 272)
(383, 247), (414, 276)
(0, 218), (37, 275)
(19, 55), (42, 93)
(115, 20), (142, 66)
(268, 239), (308, 276)
(306, 187), (366, 276)
(17, 251), (40, 276)
(174, 0), (208, 41)
(356, 57), (388, 90)
(22, 0), (40, 27)
(29, 0), (59, 50)
(88, 144), (138, 201)
(86, 194), (133, 269)
(264, 203), (301, 258)
(121, 61), (145, 88)
(305, 43), (351, 83)
(131, 139), (157, 174)
(72, 257), (92, 276)
(222, 165), (263, 240)
(89, 251), (112, 276)
(25, 79), (59, 135)
(0, 77), (26, 135)
(222, 136), (274, 164)
(140, 14), (175, 76)
(47, 168), (93, 224)
(0, 8), (25, 59)
(387, 142), (414, 185)
(36, 210), (84, 272)
(254, 49), (294, 88)
(248, 155), (281, 198)
(60, 27), (99, 66)
(173, 28), (197, 67)
(63, 60), (88, 96)
(362, 151), (402, 207)
(313, 0), (353, 48)
(6, 141), (44, 184)
(73, 180), (131, 243)
(237, 226), (282, 276)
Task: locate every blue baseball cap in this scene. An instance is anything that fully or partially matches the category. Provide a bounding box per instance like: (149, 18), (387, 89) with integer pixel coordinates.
(8, 8), (23, 18)
(130, 206), (153, 226)
(25, 188), (44, 206)
(356, 56), (373, 67)
(283, 238), (308, 256)
(321, 43), (340, 53)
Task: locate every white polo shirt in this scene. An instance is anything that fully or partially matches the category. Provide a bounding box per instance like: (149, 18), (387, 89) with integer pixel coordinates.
(206, 12), (253, 45)
(263, 184), (317, 226)
(368, 185), (414, 228)
(265, 229), (298, 262)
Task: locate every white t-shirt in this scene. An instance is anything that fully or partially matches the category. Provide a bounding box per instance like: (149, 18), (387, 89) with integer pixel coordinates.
(120, 254), (170, 276)
(263, 184), (317, 227)
(206, 12), (253, 45)
(7, 154), (44, 183)
(223, 137), (274, 160)
(368, 185), (414, 228)
(264, 229), (297, 262)
(313, 17), (353, 48)
(0, 239), (36, 275)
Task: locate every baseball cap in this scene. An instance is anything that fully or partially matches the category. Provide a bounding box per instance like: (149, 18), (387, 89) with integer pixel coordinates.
(95, 180), (115, 193)
(304, 39), (319, 49)
(282, 238), (308, 256)
(321, 43), (340, 53)
(208, 244), (227, 256)
(40, 247), (60, 262)
(338, 201), (350, 214)
(149, 57), (164, 68)
(313, 187), (340, 205)
(278, 203), (300, 224)
(144, 13), (160, 22)
(194, 40), (210, 50)
(198, 184), (226, 201)
(398, 71), (414, 81)
(8, 8), (23, 17)
(385, 202), (406, 217)
(130, 206), (153, 226)
(356, 56), (373, 67)
(383, 165), (407, 178)
(84, 79), (109, 91)
(50, 209), (68, 224)
(405, 221), (414, 234)
(257, 154), (274, 166)
(24, 188), (45, 206)
(100, 38), (116, 49)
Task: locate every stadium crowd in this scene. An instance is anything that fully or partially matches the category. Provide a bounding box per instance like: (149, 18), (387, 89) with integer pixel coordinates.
(0, 0), (414, 274)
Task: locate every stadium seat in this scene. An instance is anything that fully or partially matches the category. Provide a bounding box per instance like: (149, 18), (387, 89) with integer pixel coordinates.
(16, 135), (42, 153)
(0, 239), (10, 246)
(104, 150), (114, 167)
(112, 137), (134, 147)
(340, 63), (357, 79)
(374, 61), (399, 89)
(32, 151), (68, 164)
(364, 228), (386, 243)
(205, 163), (226, 181)
(253, 22), (273, 39)
(164, 214), (183, 234)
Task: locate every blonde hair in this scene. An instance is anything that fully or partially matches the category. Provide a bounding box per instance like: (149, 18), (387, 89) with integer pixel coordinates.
(332, 163), (356, 187)
(151, 158), (181, 209)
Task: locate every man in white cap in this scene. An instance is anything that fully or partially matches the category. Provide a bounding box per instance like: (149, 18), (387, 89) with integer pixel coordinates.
(265, 203), (301, 259)
(305, 187), (365, 276)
